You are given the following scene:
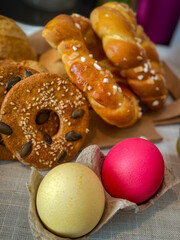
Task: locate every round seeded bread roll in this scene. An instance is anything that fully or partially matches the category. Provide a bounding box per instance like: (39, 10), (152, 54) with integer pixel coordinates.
(0, 15), (37, 61)
(0, 72), (89, 170)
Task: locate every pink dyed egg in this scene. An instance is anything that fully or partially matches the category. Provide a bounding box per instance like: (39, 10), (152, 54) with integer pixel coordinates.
(102, 138), (165, 204)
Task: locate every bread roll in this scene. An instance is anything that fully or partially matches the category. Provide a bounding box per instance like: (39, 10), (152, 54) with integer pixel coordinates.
(0, 15), (37, 61)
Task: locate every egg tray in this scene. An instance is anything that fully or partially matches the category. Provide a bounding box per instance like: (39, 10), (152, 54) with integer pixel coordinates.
(27, 145), (180, 240)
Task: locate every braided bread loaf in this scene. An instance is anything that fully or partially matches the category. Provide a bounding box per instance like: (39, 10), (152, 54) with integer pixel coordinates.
(42, 14), (141, 128)
(90, 2), (168, 110)
(0, 15), (36, 61)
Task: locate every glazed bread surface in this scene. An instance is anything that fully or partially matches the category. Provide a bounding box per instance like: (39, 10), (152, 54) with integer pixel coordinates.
(42, 14), (141, 128)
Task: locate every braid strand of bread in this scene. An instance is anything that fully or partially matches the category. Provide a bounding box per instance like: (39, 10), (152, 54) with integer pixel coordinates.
(90, 2), (146, 69)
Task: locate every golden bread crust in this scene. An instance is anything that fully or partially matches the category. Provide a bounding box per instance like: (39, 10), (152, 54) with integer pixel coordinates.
(0, 144), (14, 160)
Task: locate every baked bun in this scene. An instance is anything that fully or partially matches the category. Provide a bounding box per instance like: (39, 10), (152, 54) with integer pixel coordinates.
(0, 72), (89, 170)
(0, 15), (37, 61)
(39, 48), (67, 76)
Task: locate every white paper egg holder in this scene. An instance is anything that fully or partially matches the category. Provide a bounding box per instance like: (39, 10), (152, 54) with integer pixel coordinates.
(27, 145), (180, 240)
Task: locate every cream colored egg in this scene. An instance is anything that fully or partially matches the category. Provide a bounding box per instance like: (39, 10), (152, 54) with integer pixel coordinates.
(36, 162), (105, 238)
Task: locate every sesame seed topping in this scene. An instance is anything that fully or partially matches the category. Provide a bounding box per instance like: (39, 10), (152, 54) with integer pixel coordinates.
(150, 69), (155, 75)
(155, 87), (160, 91)
(94, 62), (102, 70)
(103, 78), (109, 83)
(81, 56), (86, 62)
(113, 85), (118, 95)
(123, 57), (127, 61)
(118, 87), (122, 93)
(144, 63), (148, 73)
(89, 54), (93, 58)
(75, 23), (81, 29)
(87, 85), (92, 91)
(72, 46), (77, 51)
(107, 92), (111, 96)
(137, 75), (144, 80)
(152, 100), (159, 106)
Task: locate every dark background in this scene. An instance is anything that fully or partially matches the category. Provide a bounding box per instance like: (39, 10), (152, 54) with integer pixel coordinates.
(0, 0), (97, 26)
(0, 0), (179, 45)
